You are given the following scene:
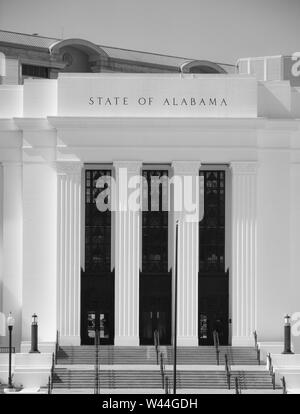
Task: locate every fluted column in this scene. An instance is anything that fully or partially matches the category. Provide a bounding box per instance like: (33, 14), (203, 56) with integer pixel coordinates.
(57, 162), (82, 346)
(1, 163), (22, 347)
(114, 161), (142, 346)
(172, 161), (201, 346)
(231, 161), (258, 346)
(22, 162), (58, 343)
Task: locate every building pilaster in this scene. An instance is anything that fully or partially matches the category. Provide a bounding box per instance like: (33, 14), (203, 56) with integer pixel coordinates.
(21, 162), (58, 344)
(1, 162), (22, 347)
(56, 162), (83, 346)
(114, 161), (142, 346)
(172, 161), (201, 346)
(231, 161), (258, 346)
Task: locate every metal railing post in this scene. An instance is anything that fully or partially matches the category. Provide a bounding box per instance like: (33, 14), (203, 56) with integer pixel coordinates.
(94, 329), (100, 394)
(272, 372), (276, 390)
(173, 220), (179, 395)
(213, 330), (220, 365)
(154, 329), (159, 365)
(160, 352), (165, 388)
(267, 353), (276, 390)
(225, 354), (231, 389)
(281, 376), (287, 394)
(235, 377), (239, 394)
(267, 353), (272, 374)
(55, 330), (59, 364)
(253, 331), (260, 365)
(165, 376), (169, 394)
(48, 376), (51, 394)
(48, 352), (55, 393)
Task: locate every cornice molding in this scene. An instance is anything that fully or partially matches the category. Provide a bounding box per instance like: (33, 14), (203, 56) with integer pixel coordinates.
(0, 116), (298, 132)
(13, 118), (55, 131)
(47, 116), (269, 130)
(113, 160), (142, 174)
(230, 161), (258, 174)
(55, 161), (83, 175)
(172, 160), (201, 174)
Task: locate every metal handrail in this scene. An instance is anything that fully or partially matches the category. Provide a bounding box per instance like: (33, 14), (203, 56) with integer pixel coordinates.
(154, 329), (160, 365)
(253, 331), (261, 365)
(281, 376), (287, 394)
(160, 352), (166, 389)
(48, 352), (55, 394)
(165, 376), (169, 394)
(55, 330), (59, 364)
(213, 330), (220, 365)
(94, 329), (100, 394)
(225, 354), (231, 389)
(48, 375), (51, 394)
(0, 347), (16, 353)
(267, 353), (276, 390)
(235, 376), (242, 394)
(253, 330), (257, 348)
(267, 353), (273, 374)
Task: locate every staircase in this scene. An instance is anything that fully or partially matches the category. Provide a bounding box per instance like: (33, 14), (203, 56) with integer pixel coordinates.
(56, 345), (262, 365)
(50, 345), (281, 392)
(52, 367), (278, 390)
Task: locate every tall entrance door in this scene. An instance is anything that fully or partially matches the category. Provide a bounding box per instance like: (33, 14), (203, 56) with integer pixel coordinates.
(81, 168), (114, 345)
(81, 274), (114, 345)
(140, 168), (171, 345)
(198, 273), (229, 345)
(199, 169), (229, 345)
(140, 275), (171, 345)
(85, 310), (112, 345)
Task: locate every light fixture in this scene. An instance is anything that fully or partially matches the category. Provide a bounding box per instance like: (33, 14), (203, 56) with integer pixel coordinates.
(7, 312), (15, 328)
(7, 312), (15, 389)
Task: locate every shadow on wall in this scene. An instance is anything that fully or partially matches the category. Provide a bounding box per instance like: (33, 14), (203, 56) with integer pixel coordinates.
(258, 82), (292, 118)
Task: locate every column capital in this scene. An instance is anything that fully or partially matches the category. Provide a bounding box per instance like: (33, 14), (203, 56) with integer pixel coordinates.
(230, 161), (258, 175)
(172, 161), (201, 175)
(55, 161), (83, 176)
(113, 160), (142, 175)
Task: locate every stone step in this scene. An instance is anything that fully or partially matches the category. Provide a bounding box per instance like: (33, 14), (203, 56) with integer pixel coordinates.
(52, 368), (277, 390)
(51, 388), (283, 394)
(56, 345), (261, 366)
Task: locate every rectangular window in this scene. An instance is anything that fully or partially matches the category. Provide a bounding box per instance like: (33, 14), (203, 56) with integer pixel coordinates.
(85, 169), (111, 274)
(142, 169), (169, 274)
(199, 170), (225, 273)
(22, 64), (49, 79)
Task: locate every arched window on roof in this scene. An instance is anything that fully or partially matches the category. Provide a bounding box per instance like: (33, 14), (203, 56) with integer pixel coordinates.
(49, 38), (107, 74)
(181, 60), (226, 74)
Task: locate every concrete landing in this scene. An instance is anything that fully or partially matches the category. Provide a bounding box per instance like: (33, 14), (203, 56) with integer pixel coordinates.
(51, 388), (283, 395)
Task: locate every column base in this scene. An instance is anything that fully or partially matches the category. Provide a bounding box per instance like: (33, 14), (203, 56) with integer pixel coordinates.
(21, 341), (56, 353)
(114, 336), (140, 346)
(232, 336), (254, 346)
(177, 336), (199, 347)
(59, 335), (81, 346)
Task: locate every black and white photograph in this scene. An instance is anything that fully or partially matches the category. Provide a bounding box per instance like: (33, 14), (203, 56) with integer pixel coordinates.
(0, 0), (300, 401)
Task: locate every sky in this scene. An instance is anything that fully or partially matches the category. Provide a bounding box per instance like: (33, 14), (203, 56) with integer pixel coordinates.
(0, 0), (300, 64)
